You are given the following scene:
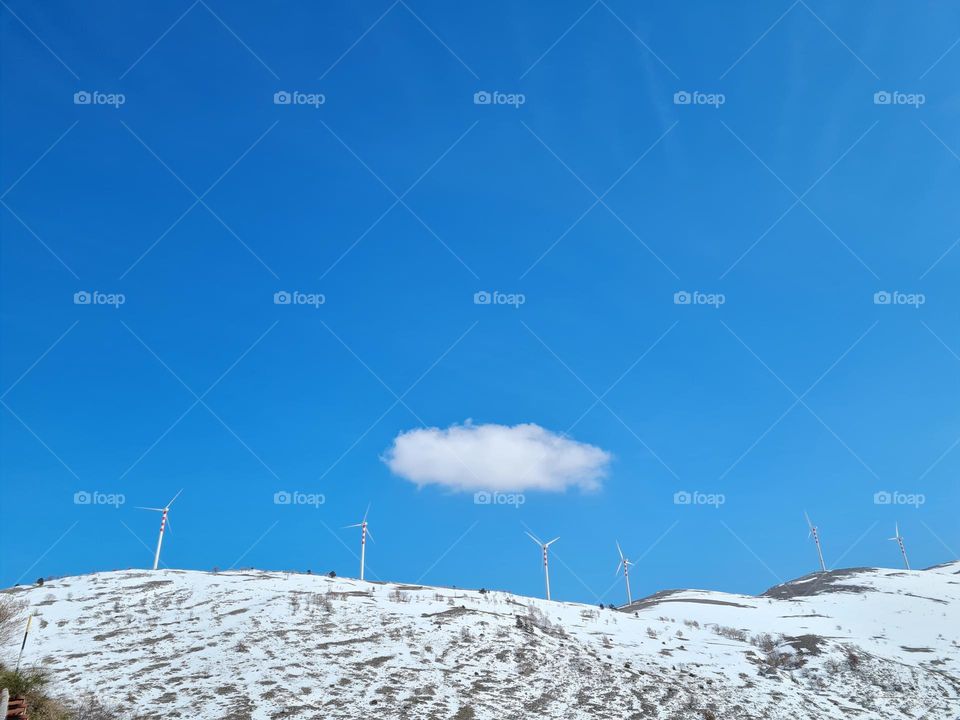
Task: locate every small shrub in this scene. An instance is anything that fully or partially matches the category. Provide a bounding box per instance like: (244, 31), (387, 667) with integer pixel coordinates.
(713, 625), (748, 642)
(844, 646), (861, 672)
(751, 632), (777, 653)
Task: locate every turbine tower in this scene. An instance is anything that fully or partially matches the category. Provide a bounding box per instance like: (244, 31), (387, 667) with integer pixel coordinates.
(136, 490), (183, 570)
(345, 506), (373, 581)
(890, 523), (910, 570)
(615, 541), (634, 605)
(804, 511), (826, 573)
(526, 531), (559, 600)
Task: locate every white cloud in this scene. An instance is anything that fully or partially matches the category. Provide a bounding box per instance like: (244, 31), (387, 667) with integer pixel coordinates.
(383, 421), (611, 493)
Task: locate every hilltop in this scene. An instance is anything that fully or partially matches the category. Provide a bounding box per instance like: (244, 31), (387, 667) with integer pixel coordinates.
(3, 562), (958, 719)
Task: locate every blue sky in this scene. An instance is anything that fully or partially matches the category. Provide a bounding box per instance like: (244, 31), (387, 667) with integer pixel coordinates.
(1, 1), (958, 604)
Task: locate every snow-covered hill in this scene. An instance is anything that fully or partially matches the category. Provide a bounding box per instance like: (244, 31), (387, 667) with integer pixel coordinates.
(3, 563), (959, 719)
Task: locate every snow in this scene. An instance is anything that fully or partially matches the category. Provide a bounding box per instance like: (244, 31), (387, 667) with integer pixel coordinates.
(3, 563), (959, 719)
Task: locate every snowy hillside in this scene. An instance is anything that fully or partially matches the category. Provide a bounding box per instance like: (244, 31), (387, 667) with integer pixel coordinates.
(3, 563), (959, 719)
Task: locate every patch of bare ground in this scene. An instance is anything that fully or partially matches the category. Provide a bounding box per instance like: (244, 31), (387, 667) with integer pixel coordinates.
(142, 632), (175, 645)
(314, 634), (380, 650)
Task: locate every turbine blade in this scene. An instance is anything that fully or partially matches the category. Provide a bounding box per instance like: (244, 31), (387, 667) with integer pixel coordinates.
(803, 511), (813, 529)
(135, 507), (164, 512)
(525, 531), (543, 546)
(615, 559), (623, 576)
(545, 537), (560, 547)
(365, 526), (375, 544)
(344, 523), (362, 529)
(616, 541), (625, 561)
(167, 489), (184, 508)
(363, 503), (371, 522)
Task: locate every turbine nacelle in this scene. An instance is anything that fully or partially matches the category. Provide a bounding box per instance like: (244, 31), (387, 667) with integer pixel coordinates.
(525, 531), (559, 549)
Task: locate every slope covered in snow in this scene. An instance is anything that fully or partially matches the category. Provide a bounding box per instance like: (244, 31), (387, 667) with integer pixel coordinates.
(3, 563), (959, 719)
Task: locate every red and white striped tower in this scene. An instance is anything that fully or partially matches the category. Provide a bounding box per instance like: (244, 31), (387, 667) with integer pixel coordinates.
(616, 541), (634, 605)
(153, 508), (168, 570)
(346, 506), (373, 581)
(526, 532), (560, 600)
(136, 490), (183, 571)
(805, 512), (826, 573)
(360, 519), (368, 581)
(890, 523), (910, 570)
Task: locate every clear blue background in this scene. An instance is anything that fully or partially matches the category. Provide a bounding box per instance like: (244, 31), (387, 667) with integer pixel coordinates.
(1, 1), (958, 603)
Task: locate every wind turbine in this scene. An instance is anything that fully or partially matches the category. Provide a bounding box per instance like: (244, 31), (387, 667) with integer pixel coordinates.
(890, 523), (910, 570)
(804, 511), (826, 573)
(345, 506), (373, 581)
(137, 490), (182, 570)
(526, 531), (559, 600)
(615, 541), (634, 605)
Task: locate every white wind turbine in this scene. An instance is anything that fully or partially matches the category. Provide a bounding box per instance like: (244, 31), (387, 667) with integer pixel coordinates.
(804, 511), (826, 573)
(137, 490), (183, 570)
(345, 506), (373, 581)
(526, 531), (559, 600)
(615, 541), (635, 605)
(890, 523), (910, 570)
